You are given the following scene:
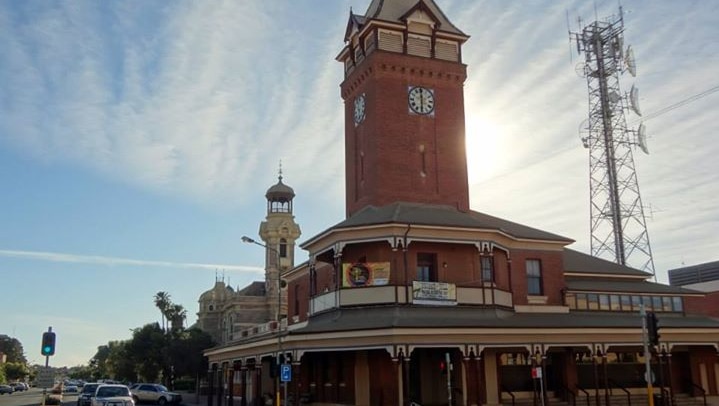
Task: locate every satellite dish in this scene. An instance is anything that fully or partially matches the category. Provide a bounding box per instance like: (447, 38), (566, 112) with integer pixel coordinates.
(637, 123), (649, 154)
(579, 119), (590, 148)
(625, 45), (636, 77)
(629, 85), (642, 116)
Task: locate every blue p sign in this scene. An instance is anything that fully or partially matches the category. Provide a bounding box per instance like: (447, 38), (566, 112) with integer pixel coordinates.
(280, 364), (291, 382)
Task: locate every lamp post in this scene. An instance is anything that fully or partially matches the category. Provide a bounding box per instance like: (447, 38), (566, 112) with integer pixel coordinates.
(242, 236), (284, 406)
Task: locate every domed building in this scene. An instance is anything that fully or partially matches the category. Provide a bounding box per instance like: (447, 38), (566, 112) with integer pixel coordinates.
(197, 172), (301, 345)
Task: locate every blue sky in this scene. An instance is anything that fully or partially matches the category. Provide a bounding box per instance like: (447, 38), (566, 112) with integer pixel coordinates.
(1, 0), (717, 367)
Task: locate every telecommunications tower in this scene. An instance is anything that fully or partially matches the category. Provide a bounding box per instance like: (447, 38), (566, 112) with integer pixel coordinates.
(570, 8), (656, 277)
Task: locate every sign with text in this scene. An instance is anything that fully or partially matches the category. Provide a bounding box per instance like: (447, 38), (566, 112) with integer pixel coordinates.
(36, 367), (54, 388)
(411, 281), (457, 305)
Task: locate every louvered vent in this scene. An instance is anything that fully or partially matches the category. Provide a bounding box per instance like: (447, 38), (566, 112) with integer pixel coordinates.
(378, 30), (403, 53)
(435, 40), (458, 62)
(407, 35), (431, 58)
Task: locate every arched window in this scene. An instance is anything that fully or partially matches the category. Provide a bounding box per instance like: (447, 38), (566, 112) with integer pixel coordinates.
(279, 238), (288, 258)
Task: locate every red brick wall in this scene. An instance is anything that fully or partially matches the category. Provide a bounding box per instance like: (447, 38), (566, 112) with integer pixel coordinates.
(341, 51), (469, 217)
(683, 291), (719, 318)
(509, 249), (566, 306)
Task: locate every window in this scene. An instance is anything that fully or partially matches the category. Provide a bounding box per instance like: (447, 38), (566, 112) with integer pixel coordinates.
(481, 256), (494, 283)
(417, 253), (436, 282)
(672, 297), (683, 312)
(279, 238), (287, 258)
(526, 259), (543, 295)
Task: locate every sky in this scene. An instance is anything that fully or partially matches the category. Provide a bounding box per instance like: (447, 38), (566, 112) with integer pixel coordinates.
(0, 0), (717, 368)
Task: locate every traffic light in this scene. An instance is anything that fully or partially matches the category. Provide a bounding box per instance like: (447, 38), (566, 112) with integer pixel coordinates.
(646, 312), (660, 346)
(41, 332), (56, 356)
(439, 360), (447, 375)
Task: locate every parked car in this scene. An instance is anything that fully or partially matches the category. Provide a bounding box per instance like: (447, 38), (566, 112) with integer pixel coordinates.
(0, 385), (14, 395)
(91, 384), (134, 406)
(11, 382), (27, 391)
(78, 383), (101, 406)
(129, 384), (182, 405)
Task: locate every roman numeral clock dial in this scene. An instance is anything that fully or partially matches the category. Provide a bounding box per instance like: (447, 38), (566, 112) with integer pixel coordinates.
(408, 86), (435, 115)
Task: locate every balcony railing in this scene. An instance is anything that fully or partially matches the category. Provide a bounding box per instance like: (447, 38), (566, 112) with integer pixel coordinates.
(309, 282), (513, 316)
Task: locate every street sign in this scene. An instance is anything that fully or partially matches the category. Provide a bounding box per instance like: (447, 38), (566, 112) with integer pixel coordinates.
(36, 367), (54, 388)
(280, 363), (291, 382)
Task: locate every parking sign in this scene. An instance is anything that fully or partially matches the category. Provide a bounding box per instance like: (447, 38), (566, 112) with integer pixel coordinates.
(280, 364), (292, 382)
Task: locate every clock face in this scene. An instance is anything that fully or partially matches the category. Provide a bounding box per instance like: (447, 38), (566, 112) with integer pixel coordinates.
(354, 93), (366, 125)
(408, 86), (435, 115)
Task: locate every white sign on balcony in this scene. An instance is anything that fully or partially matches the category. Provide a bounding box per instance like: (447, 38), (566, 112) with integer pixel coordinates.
(412, 281), (457, 306)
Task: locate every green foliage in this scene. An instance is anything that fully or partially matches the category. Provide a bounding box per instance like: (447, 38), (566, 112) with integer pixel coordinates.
(3, 362), (29, 381)
(84, 291), (216, 386)
(0, 363), (7, 384)
(0, 335), (27, 364)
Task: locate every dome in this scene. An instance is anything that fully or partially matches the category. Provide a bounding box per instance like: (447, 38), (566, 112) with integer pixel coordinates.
(265, 176), (295, 202)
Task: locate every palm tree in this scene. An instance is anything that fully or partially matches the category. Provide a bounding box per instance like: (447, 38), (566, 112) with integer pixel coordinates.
(168, 304), (187, 331)
(153, 292), (172, 331)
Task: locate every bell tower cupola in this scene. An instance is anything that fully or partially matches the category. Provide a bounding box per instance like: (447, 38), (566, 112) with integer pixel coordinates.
(258, 165), (301, 321)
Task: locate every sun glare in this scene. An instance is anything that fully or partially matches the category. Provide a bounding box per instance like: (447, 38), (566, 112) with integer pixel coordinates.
(465, 115), (502, 184)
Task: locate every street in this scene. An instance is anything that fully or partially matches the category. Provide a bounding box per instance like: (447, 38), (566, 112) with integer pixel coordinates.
(0, 388), (78, 406)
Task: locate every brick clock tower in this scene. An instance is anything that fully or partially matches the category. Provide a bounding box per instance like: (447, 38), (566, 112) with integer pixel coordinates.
(337, 0), (470, 217)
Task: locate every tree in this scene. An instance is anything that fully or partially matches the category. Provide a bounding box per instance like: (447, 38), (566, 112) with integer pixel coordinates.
(167, 304), (187, 331)
(0, 335), (27, 364)
(154, 292), (172, 331)
(4, 362), (30, 381)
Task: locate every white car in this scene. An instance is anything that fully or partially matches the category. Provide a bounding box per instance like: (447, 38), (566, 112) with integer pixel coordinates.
(91, 384), (135, 406)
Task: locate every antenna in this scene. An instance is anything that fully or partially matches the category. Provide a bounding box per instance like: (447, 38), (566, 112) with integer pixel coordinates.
(570, 7), (656, 279)
(629, 84), (642, 116)
(625, 45), (636, 76)
(637, 123), (649, 154)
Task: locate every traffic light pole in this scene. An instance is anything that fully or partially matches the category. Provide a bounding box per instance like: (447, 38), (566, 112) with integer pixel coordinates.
(641, 306), (655, 406)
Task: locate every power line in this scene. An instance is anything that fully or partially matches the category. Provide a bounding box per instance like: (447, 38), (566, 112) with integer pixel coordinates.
(629, 84), (719, 125)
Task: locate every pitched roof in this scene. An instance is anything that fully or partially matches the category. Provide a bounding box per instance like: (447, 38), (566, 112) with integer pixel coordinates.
(362, 0), (466, 36)
(291, 305), (719, 334)
(565, 277), (703, 295)
(563, 249), (650, 277)
(327, 202), (572, 242)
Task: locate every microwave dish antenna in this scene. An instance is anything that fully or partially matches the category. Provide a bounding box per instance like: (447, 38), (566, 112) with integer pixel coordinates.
(629, 85), (642, 116)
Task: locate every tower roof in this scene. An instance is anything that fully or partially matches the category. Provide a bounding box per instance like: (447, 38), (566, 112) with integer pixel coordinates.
(362, 0), (467, 36)
(265, 175), (295, 202)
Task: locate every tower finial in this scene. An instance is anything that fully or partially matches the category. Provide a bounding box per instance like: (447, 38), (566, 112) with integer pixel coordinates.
(278, 160), (283, 182)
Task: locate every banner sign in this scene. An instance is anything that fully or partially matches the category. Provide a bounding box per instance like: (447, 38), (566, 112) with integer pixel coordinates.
(412, 281), (457, 305)
(342, 262), (391, 287)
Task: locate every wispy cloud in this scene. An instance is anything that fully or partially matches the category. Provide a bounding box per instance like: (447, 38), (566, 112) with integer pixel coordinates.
(0, 249), (260, 273)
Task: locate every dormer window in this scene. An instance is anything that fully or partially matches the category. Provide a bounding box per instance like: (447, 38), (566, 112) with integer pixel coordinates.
(526, 259), (543, 295)
(481, 256), (494, 283)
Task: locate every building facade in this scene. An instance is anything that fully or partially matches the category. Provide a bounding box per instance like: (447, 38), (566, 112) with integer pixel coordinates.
(204, 1), (719, 406)
(669, 261), (719, 319)
(197, 174), (301, 346)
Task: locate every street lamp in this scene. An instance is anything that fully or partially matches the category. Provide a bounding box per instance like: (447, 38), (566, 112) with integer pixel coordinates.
(242, 236), (285, 406)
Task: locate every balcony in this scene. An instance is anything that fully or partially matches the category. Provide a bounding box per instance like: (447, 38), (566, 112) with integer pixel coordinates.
(310, 281), (513, 316)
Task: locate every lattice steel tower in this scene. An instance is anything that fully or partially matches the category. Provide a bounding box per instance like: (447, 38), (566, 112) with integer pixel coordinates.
(571, 9), (656, 277)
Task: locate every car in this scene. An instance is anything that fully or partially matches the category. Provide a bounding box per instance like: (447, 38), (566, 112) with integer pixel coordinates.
(0, 385), (14, 395)
(65, 384), (80, 393)
(78, 383), (101, 406)
(129, 384), (182, 405)
(11, 382), (27, 391)
(91, 384), (134, 406)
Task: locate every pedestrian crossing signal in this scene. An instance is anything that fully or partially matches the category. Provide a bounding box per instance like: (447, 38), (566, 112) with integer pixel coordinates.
(41, 332), (56, 356)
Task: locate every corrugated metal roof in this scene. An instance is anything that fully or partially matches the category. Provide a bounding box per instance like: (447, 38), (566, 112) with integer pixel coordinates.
(563, 249), (650, 277)
(327, 202), (572, 242)
(565, 277), (703, 295)
(291, 305), (719, 334)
